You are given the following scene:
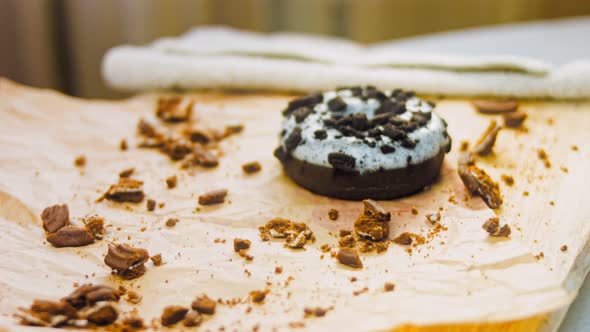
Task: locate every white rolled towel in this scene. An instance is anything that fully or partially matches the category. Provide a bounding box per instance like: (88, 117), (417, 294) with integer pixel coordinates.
(102, 26), (590, 99)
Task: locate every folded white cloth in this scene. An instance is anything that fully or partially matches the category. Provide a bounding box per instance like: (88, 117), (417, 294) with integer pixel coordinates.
(102, 26), (590, 99)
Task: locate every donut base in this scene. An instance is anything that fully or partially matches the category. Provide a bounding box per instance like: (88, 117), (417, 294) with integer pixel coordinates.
(278, 150), (446, 200)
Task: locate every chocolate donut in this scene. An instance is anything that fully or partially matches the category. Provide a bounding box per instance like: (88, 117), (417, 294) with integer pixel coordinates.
(274, 86), (451, 200)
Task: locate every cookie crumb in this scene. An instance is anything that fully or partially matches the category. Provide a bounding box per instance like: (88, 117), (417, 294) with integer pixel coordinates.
(459, 141), (470, 152)
(146, 199), (156, 211)
(198, 189), (228, 205)
(275, 266), (283, 274)
(104, 244), (149, 279)
(249, 290), (268, 303)
(166, 175), (177, 189)
(83, 215), (105, 240)
(482, 217), (511, 237)
(165, 218), (179, 227)
(242, 161), (262, 174)
(503, 111), (527, 128)
(411, 207), (418, 215)
(160, 305), (188, 326)
(571, 145), (579, 151)
(501, 174), (514, 186)
(191, 295), (216, 315)
(119, 168), (135, 178)
(328, 208), (339, 221)
(304, 306), (331, 318)
(74, 155), (86, 167)
(474, 120), (501, 156)
(119, 139), (128, 151)
(150, 253), (163, 266)
(126, 291), (142, 304)
(426, 212), (441, 224)
(233, 238), (251, 252)
(561, 245), (568, 252)
(336, 248), (363, 269)
(384, 282), (395, 292)
(183, 311), (202, 327)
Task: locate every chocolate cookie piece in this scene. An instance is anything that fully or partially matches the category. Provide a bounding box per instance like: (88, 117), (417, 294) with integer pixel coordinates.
(41, 204), (70, 233)
(104, 244), (149, 280)
(275, 87), (451, 200)
(46, 225), (95, 248)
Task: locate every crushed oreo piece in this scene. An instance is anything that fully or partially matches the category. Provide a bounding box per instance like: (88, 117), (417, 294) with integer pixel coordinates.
(137, 118), (160, 138)
(83, 215), (105, 240)
(41, 204), (70, 234)
(102, 178), (145, 203)
(314, 129), (328, 140)
(166, 175), (177, 189)
(458, 162), (503, 209)
(426, 212), (441, 224)
(156, 96), (192, 123)
(122, 316), (145, 329)
(104, 244), (149, 280)
(400, 137), (417, 149)
(285, 127), (302, 153)
(198, 189), (228, 205)
(46, 225), (95, 248)
(380, 145), (396, 154)
(482, 217), (511, 237)
(293, 107), (313, 123)
(191, 295), (216, 315)
(161, 305), (188, 326)
(258, 218), (314, 249)
(327, 152), (356, 172)
(283, 93), (323, 116)
(474, 121), (501, 156)
(337, 248), (363, 269)
(242, 161), (262, 174)
(161, 138), (193, 161)
(327, 96), (347, 111)
(63, 284), (120, 309)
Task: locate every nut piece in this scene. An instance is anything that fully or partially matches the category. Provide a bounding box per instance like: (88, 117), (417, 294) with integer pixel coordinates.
(472, 100), (518, 114)
(473, 120), (501, 156)
(242, 161), (262, 174)
(337, 248), (363, 269)
(191, 295), (216, 315)
(41, 204), (70, 233)
(83, 215), (105, 240)
(482, 217), (511, 237)
(503, 111), (527, 128)
(103, 178), (145, 203)
(249, 290), (268, 303)
(160, 305), (188, 326)
(104, 244), (149, 280)
(233, 238), (251, 252)
(46, 225), (95, 248)
(198, 189), (228, 205)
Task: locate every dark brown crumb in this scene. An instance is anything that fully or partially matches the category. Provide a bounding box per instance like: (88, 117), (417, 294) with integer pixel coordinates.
(501, 174), (514, 186)
(242, 161), (262, 174)
(258, 218), (314, 249)
(83, 215), (105, 240)
(572, 145), (579, 151)
(537, 149), (551, 168)
(249, 290), (268, 303)
(275, 266), (283, 274)
(150, 253), (163, 266)
(41, 204), (70, 234)
(46, 225), (95, 248)
(104, 244), (149, 280)
(166, 175), (177, 189)
(458, 156), (503, 209)
(339, 229), (352, 237)
(122, 315), (144, 329)
(183, 311), (202, 327)
(336, 247), (363, 269)
(411, 207), (418, 215)
(338, 234), (356, 248)
(503, 111), (527, 128)
(165, 218), (179, 227)
(384, 282), (395, 292)
(304, 306), (332, 318)
(146, 199), (156, 211)
(473, 120), (501, 156)
(561, 245), (568, 252)
(156, 96), (192, 123)
(535, 252), (545, 260)
(198, 189), (228, 205)
(233, 238), (251, 252)
(119, 168), (135, 178)
(160, 305), (188, 326)
(393, 232), (413, 245)
(355, 199), (390, 241)
(119, 139), (128, 151)
(74, 155), (86, 167)
(101, 178), (145, 203)
(426, 212), (441, 224)
(328, 208), (339, 221)
(353, 287), (369, 296)
(482, 217), (511, 237)
(191, 295), (216, 315)
(459, 141), (470, 152)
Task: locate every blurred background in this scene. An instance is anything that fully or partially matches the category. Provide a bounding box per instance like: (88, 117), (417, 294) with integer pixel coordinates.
(1, 0), (590, 98)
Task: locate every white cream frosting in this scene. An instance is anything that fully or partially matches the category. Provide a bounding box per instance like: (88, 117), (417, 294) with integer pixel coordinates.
(279, 89), (450, 174)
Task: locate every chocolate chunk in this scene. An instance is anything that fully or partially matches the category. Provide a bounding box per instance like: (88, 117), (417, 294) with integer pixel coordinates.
(83, 215), (105, 240)
(458, 163), (503, 209)
(284, 93), (323, 116)
(376, 100), (405, 115)
(198, 189), (228, 205)
(166, 175), (177, 189)
(74, 155), (86, 168)
(41, 204), (70, 234)
(337, 125), (364, 138)
(393, 232), (413, 245)
(233, 238), (251, 252)
(118, 168), (134, 178)
(146, 199), (156, 211)
(380, 145), (396, 154)
(351, 113), (368, 131)
(86, 303), (119, 325)
(327, 96), (347, 112)
(474, 121), (501, 156)
(314, 129), (328, 140)
(151, 253), (163, 266)
(328, 208), (339, 221)
(156, 96), (192, 123)
(482, 217), (511, 237)
(103, 178), (145, 203)
(337, 248), (363, 269)
(46, 225), (95, 248)
(327, 152), (356, 172)
(249, 290), (268, 303)
(183, 311), (202, 327)
(104, 244), (149, 280)
(191, 295), (216, 315)
(472, 100), (518, 114)
(293, 107), (313, 123)
(285, 127), (302, 153)
(242, 161), (262, 174)
(503, 111), (527, 128)
(161, 305), (188, 326)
